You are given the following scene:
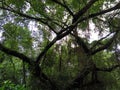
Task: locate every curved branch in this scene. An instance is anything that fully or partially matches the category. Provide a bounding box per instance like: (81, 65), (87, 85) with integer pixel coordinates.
(78, 2), (120, 24)
(0, 6), (58, 34)
(36, 24), (76, 64)
(0, 44), (32, 64)
(91, 30), (119, 55)
(36, 37), (58, 63)
(0, 6), (46, 23)
(36, 23), (78, 64)
(73, 0), (99, 22)
(90, 32), (114, 50)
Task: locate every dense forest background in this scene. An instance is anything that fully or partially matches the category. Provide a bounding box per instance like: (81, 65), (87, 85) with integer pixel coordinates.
(0, 0), (120, 90)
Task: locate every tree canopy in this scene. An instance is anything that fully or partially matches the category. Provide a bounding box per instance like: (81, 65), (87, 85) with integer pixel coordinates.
(0, 0), (120, 90)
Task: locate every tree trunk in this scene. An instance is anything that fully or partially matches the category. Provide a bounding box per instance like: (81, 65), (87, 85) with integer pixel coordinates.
(28, 63), (57, 90)
(22, 61), (26, 86)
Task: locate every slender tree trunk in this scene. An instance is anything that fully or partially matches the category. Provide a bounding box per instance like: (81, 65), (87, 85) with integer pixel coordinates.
(59, 56), (62, 72)
(22, 61), (26, 86)
(10, 57), (18, 84)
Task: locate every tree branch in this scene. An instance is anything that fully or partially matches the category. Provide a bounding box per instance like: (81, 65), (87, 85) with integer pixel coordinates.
(36, 23), (77, 64)
(67, 64), (120, 89)
(73, 0), (99, 22)
(36, 22), (78, 64)
(61, 2), (120, 38)
(78, 2), (120, 24)
(67, 67), (91, 89)
(91, 30), (119, 55)
(36, 37), (58, 63)
(0, 6), (46, 23)
(0, 44), (32, 64)
(90, 32), (114, 50)
(0, 6), (58, 34)
(51, 0), (74, 16)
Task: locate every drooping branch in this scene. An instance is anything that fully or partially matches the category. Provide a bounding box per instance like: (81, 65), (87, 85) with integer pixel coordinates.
(51, 0), (74, 16)
(91, 30), (119, 55)
(0, 44), (32, 64)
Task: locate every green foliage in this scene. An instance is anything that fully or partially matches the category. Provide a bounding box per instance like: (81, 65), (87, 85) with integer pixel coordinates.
(92, 51), (120, 90)
(89, 0), (104, 13)
(29, 0), (45, 15)
(0, 0), (120, 90)
(3, 23), (32, 52)
(0, 80), (26, 90)
(66, 0), (87, 12)
(0, 55), (23, 83)
(110, 17), (120, 28)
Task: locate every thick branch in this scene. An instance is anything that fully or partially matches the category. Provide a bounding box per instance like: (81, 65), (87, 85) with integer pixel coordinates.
(0, 44), (31, 64)
(36, 37), (58, 63)
(90, 32), (114, 50)
(91, 31), (119, 55)
(51, 0), (74, 16)
(36, 24), (77, 63)
(73, 0), (98, 22)
(36, 23), (78, 63)
(58, 25), (76, 39)
(78, 2), (120, 24)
